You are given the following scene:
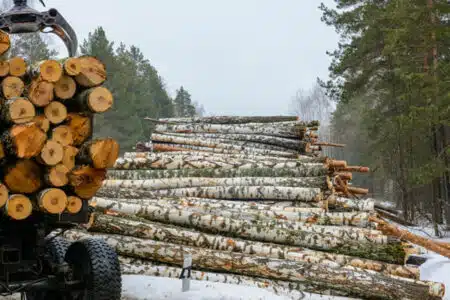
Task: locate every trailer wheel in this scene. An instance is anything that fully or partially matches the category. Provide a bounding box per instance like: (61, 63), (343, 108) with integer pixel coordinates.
(65, 237), (122, 300)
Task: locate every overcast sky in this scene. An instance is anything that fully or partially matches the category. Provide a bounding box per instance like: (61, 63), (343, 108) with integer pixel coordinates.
(43, 0), (338, 116)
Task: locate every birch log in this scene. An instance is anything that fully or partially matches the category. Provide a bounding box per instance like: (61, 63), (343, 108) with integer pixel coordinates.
(91, 214), (418, 279)
(93, 198), (406, 263)
(154, 116), (303, 124)
(63, 230), (443, 300)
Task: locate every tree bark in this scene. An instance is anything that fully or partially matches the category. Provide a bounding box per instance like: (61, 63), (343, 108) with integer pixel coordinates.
(74, 56), (106, 87)
(37, 188), (67, 214)
(64, 230), (443, 299)
(93, 198), (405, 263)
(2, 76), (24, 99)
(4, 123), (47, 158)
(51, 125), (74, 147)
(68, 166), (106, 199)
(39, 140), (64, 166)
(5, 194), (32, 220)
(1, 98), (35, 124)
(27, 79), (54, 107)
(64, 113), (92, 146)
(44, 101), (67, 125)
(154, 116), (302, 124)
(54, 75), (77, 100)
(4, 159), (42, 193)
(77, 138), (120, 169)
(28, 60), (63, 82)
(8, 57), (26, 77)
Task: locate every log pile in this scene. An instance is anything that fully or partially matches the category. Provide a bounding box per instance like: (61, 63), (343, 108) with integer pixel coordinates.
(0, 37), (119, 221)
(59, 116), (447, 299)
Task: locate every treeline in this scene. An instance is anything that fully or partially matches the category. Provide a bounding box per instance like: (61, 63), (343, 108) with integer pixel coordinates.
(317, 0), (450, 232)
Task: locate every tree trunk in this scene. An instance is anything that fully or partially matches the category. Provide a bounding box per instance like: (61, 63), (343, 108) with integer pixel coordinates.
(93, 198), (406, 263)
(74, 86), (114, 113)
(37, 188), (67, 214)
(27, 79), (54, 107)
(74, 56), (106, 87)
(45, 164), (70, 187)
(62, 145), (79, 170)
(0, 31), (10, 57)
(154, 116), (302, 124)
(66, 196), (83, 214)
(28, 60), (63, 82)
(68, 166), (106, 199)
(97, 186), (324, 203)
(8, 57), (26, 77)
(330, 197), (375, 211)
(5, 194), (32, 220)
(64, 113), (92, 146)
(61, 57), (81, 76)
(4, 123), (47, 158)
(4, 160), (42, 193)
(39, 140), (64, 166)
(77, 138), (120, 169)
(0, 61), (10, 77)
(51, 125), (73, 146)
(54, 75), (77, 100)
(2, 76), (24, 99)
(44, 101), (67, 125)
(2, 98), (35, 125)
(91, 214), (418, 279)
(63, 230), (443, 300)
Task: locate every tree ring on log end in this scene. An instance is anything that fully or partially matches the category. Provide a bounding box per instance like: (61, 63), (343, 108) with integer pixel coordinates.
(6, 98), (35, 124)
(39, 60), (63, 82)
(67, 196), (82, 214)
(9, 57), (26, 77)
(87, 87), (113, 113)
(29, 80), (54, 107)
(6, 194), (32, 220)
(44, 101), (67, 124)
(0, 61), (10, 77)
(52, 126), (73, 146)
(2, 76), (24, 99)
(38, 188), (67, 214)
(55, 75), (76, 100)
(0, 184), (9, 209)
(40, 140), (64, 166)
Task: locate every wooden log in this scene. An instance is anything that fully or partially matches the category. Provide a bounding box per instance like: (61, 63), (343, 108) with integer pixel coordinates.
(8, 57), (26, 77)
(44, 101), (67, 125)
(4, 123), (47, 158)
(45, 164), (70, 187)
(37, 188), (67, 214)
(64, 230), (444, 300)
(77, 138), (120, 169)
(93, 198), (406, 263)
(39, 140), (64, 166)
(97, 186), (324, 202)
(0, 183), (9, 209)
(330, 197), (375, 211)
(4, 160), (42, 193)
(68, 166), (106, 199)
(1, 98), (35, 124)
(342, 166), (370, 173)
(0, 61), (10, 77)
(65, 113), (92, 146)
(74, 56), (106, 87)
(0, 31), (10, 57)
(61, 57), (81, 76)
(28, 79), (54, 107)
(54, 75), (77, 100)
(51, 125), (73, 146)
(2, 76), (24, 99)
(33, 115), (50, 133)
(62, 145), (79, 170)
(66, 195), (83, 214)
(101, 177), (333, 191)
(6, 194), (32, 220)
(75, 86), (113, 113)
(153, 116), (302, 124)
(29, 60), (63, 82)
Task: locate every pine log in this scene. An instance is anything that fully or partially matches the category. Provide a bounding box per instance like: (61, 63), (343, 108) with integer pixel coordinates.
(51, 125), (73, 146)
(39, 140), (64, 166)
(74, 56), (106, 87)
(92, 214), (418, 279)
(4, 123), (47, 158)
(64, 230), (443, 300)
(75, 86), (113, 113)
(4, 160), (42, 193)
(2, 98), (35, 124)
(54, 75), (77, 100)
(2, 76), (24, 99)
(44, 101), (67, 125)
(45, 163), (69, 187)
(62, 57), (81, 76)
(65, 113), (92, 146)
(37, 188), (67, 214)
(62, 145), (79, 170)
(68, 166), (106, 199)
(93, 198), (406, 263)
(154, 116), (302, 124)
(0, 31), (10, 57)
(0, 61), (10, 77)
(29, 60), (63, 82)
(8, 57), (26, 77)
(6, 194), (32, 220)
(66, 195), (83, 214)
(33, 115), (50, 132)
(96, 186), (324, 202)
(101, 177), (333, 191)
(28, 79), (54, 107)
(106, 167), (329, 180)
(77, 138), (120, 169)
(0, 183), (9, 209)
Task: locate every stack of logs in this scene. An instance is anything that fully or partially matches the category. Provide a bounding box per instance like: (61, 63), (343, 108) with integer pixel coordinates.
(62, 116), (447, 300)
(0, 32), (119, 220)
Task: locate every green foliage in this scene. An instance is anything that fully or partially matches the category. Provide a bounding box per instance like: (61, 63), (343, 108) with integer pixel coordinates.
(173, 86), (196, 117)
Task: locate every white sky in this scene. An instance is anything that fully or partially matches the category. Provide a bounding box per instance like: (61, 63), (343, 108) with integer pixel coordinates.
(40, 0), (339, 116)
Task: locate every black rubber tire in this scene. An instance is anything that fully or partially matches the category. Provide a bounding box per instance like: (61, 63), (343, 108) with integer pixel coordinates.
(65, 237), (122, 300)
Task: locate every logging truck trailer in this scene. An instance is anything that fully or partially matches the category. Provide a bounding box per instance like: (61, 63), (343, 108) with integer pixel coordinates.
(0, 1), (122, 299)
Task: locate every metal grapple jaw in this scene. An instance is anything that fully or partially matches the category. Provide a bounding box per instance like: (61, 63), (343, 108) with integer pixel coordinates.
(0, 1), (78, 57)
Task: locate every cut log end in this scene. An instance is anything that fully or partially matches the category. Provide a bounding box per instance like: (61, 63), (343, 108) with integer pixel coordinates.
(4, 98), (36, 124)
(44, 101), (67, 124)
(51, 126), (73, 147)
(40, 140), (64, 166)
(9, 123), (47, 158)
(39, 60), (63, 82)
(75, 56), (106, 87)
(66, 113), (91, 146)
(69, 166), (107, 199)
(2, 76), (24, 99)
(33, 115), (50, 133)
(55, 75), (77, 100)
(0, 31), (10, 56)
(4, 160), (42, 193)
(67, 196), (83, 214)
(87, 138), (120, 169)
(0, 61), (10, 77)
(329, 160), (348, 169)
(28, 80), (54, 107)
(6, 194), (32, 220)
(47, 164), (70, 187)
(38, 188), (67, 214)
(0, 183), (9, 208)
(86, 87), (113, 113)
(9, 57), (26, 77)
(63, 57), (81, 76)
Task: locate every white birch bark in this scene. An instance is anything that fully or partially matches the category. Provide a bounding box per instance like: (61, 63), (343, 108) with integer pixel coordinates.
(154, 116), (304, 124)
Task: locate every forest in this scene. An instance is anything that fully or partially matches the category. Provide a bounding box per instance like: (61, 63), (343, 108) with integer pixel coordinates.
(289, 0), (449, 233)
